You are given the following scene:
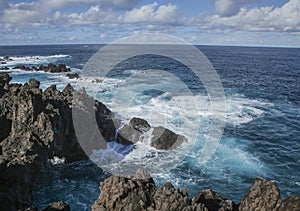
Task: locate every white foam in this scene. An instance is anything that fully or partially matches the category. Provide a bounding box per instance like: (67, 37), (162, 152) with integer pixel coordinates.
(0, 54), (71, 67)
(49, 156), (65, 165)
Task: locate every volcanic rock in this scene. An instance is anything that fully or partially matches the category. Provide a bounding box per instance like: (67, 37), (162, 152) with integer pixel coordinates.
(42, 201), (70, 211)
(12, 63), (71, 73)
(66, 73), (79, 79)
(194, 189), (238, 211)
(116, 117), (150, 145)
(0, 73), (119, 210)
(239, 178), (281, 211)
(151, 126), (187, 150)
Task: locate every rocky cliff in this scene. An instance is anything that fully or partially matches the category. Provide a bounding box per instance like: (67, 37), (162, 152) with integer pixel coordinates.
(0, 72), (118, 210)
(92, 170), (300, 211)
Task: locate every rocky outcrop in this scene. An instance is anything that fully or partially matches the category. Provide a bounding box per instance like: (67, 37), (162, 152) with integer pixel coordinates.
(0, 72), (118, 210)
(116, 118), (187, 150)
(66, 73), (79, 79)
(93, 171), (300, 211)
(151, 126), (187, 150)
(194, 189), (237, 211)
(42, 201), (70, 211)
(92, 169), (219, 211)
(116, 118), (151, 145)
(239, 178), (300, 211)
(12, 63), (70, 73)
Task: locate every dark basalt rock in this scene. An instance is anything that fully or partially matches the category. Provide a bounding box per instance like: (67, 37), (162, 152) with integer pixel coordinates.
(277, 195), (300, 211)
(116, 117), (187, 151)
(239, 178), (281, 211)
(239, 177), (300, 211)
(92, 173), (156, 211)
(116, 117), (151, 145)
(42, 201), (70, 211)
(66, 73), (79, 79)
(92, 169), (207, 211)
(0, 73), (120, 210)
(130, 117), (151, 132)
(12, 63), (71, 73)
(93, 172), (300, 211)
(151, 126), (187, 150)
(194, 189), (238, 211)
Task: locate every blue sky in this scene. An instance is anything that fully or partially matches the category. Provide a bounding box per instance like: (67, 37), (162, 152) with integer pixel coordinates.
(0, 0), (299, 46)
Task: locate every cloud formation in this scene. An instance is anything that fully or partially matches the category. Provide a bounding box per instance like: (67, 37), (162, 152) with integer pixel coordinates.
(124, 2), (181, 25)
(203, 0), (300, 32)
(39, 0), (142, 10)
(213, 0), (262, 17)
(0, 0), (299, 46)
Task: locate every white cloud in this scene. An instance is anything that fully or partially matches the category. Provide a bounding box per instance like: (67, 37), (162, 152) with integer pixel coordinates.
(202, 0), (300, 32)
(124, 2), (181, 25)
(39, 0), (141, 10)
(213, 0), (263, 17)
(0, 2), (46, 27)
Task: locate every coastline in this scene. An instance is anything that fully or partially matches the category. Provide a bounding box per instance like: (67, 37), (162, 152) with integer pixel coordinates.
(0, 71), (299, 210)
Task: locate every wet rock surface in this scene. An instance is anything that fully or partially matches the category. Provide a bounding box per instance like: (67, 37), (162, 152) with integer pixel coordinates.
(116, 117), (187, 150)
(0, 72), (118, 210)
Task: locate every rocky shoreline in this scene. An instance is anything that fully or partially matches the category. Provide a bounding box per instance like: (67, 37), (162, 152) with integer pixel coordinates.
(0, 72), (299, 210)
(92, 169), (300, 211)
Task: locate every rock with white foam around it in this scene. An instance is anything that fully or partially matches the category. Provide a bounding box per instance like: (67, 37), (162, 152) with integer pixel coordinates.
(116, 117), (187, 150)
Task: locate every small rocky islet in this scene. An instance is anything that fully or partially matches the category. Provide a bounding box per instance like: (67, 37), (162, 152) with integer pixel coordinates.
(0, 71), (299, 210)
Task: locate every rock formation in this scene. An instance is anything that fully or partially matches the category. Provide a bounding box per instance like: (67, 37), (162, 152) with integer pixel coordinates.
(42, 201), (70, 211)
(66, 73), (80, 79)
(0, 72), (118, 210)
(116, 117), (187, 150)
(11, 63), (71, 73)
(93, 171), (300, 211)
(239, 178), (300, 211)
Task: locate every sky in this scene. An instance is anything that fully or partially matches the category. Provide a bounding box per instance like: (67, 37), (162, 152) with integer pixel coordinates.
(0, 0), (299, 47)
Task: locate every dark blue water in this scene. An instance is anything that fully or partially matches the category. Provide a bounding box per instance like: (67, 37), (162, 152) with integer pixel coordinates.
(0, 44), (299, 210)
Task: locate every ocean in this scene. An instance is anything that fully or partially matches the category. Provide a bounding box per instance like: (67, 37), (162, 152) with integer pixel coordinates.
(0, 44), (299, 210)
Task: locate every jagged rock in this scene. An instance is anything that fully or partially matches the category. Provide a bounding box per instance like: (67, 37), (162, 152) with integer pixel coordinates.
(12, 63), (70, 73)
(239, 178), (281, 211)
(66, 73), (79, 79)
(277, 195), (300, 211)
(130, 117), (151, 132)
(193, 189), (237, 211)
(0, 72), (12, 93)
(28, 78), (40, 89)
(92, 174), (156, 211)
(151, 126), (187, 150)
(0, 74), (120, 210)
(152, 182), (191, 211)
(116, 117), (150, 145)
(42, 201), (70, 211)
(135, 168), (152, 180)
(92, 170), (208, 211)
(116, 118), (187, 151)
